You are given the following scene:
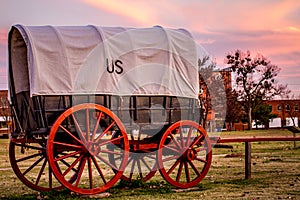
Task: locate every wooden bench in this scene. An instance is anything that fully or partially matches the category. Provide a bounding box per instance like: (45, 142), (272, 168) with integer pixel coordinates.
(214, 136), (300, 179)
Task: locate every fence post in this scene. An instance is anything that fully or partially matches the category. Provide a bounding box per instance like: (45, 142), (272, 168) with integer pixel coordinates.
(245, 142), (251, 179)
(294, 132), (297, 148)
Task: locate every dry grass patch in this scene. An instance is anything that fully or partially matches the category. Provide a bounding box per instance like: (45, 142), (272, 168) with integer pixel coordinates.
(0, 129), (299, 199)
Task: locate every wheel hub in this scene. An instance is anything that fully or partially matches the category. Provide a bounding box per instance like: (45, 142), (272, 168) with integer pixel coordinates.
(182, 148), (197, 161)
(84, 141), (101, 156)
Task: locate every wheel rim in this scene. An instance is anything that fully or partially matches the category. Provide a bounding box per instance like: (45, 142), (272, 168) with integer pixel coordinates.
(9, 137), (65, 191)
(47, 103), (129, 195)
(157, 120), (212, 188)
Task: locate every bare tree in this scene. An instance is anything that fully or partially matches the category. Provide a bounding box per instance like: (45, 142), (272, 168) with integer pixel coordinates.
(225, 50), (289, 130)
(198, 56), (212, 128)
(282, 94), (300, 126)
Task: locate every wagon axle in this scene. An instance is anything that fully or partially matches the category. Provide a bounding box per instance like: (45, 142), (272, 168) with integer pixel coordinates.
(82, 141), (101, 156)
(182, 148), (197, 162)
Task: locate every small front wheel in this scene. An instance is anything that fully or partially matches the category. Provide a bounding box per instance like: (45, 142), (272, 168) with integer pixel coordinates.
(157, 120), (212, 188)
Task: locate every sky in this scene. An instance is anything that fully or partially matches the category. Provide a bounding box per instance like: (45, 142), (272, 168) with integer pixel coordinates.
(0, 0), (300, 96)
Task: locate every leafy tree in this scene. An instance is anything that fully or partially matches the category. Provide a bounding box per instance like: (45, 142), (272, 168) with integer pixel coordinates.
(225, 89), (244, 131)
(252, 101), (277, 129)
(225, 50), (289, 130)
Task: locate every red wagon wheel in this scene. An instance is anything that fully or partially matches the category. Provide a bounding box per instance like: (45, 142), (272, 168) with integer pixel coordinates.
(157, 120), (212, 188)
(109, 150), (157, 182)
(9, 136), (67, 191)
(47, 103), (129, 195)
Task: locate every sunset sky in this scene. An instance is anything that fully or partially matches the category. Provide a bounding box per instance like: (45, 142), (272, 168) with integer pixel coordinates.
(0, 0), (300, 96)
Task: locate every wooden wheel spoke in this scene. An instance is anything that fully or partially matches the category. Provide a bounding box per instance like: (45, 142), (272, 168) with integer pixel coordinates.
(54, 150), (83, 162)
(98, 135), (124, 147)
(59, 124), (86, 145)
(190, 134), (204, 149)
(91, 155), (107, 184)
(162, 155), (178, 162)
(88, 157), (93, 189)
(62, 154), (85, 177)
(129, 158), (136, 180)
(140, 157), (153, 171)
(95, 121), (116, 142)
(53, 141), (83, 149)
(71, 113), (88, 144)
(96, 154), (118, 170)
(145, 153), (156, 160)
(195, 157), (208, 163)
(16, 152), (43, 163)
(23, 156), (44, 176)
(99, 149), (123, 156)
(91, 112), (103, 141)
(178, 127), (185, 147)
(137, 159), (143, 178)
(75, 157), (87, 187)
(126, 156), (134, 167)
(162, 144), (181, 154)
(185, 127), (193, 147)
(188, 160), (201, 176)
(15, 143), (44, 151)
(86, 108), (90, 142)
(167, 159), (180, 175)
(35, 158), (47, 185)
(176, 161), (183, 182)
(184, 161), (190, 183)
(60, 158), (79, 173)
(168, 132), (182, 150)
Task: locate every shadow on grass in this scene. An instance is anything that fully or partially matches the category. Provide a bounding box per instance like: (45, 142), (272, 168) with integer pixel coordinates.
(212, 178), (264, 187)
(1, 179), (214, 200)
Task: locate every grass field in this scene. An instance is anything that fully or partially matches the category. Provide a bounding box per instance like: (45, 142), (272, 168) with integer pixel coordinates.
(0, 129), (299, 199)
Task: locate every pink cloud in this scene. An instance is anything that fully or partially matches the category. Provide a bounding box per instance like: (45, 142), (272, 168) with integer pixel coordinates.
(0, 42), (7, 64)
(182, 1), (300, 34)
(0, 30), (8, 40)
(0, 67), (8, 89)
(81, 0), (158, 26)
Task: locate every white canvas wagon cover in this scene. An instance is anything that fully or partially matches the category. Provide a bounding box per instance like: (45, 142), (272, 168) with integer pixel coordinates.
(9, 24), (199, 99)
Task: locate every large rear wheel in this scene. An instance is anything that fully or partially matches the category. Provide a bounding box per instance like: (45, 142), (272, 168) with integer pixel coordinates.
(47, 103), (129, 195)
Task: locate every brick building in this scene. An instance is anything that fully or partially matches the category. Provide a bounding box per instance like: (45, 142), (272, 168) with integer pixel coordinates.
(0, 90), (10, 137)
(267, 99), (300, 128)
(216, 68), (300, 130)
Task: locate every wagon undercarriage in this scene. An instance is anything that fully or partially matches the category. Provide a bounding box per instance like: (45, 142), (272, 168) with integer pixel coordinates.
(9, 99), (212, 194)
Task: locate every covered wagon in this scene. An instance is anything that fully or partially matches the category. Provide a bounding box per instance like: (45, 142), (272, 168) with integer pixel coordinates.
(8, 24), (212, 195)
